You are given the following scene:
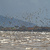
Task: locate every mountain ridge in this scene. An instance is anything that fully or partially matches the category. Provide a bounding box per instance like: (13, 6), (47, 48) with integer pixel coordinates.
(0, 15), (36, 27)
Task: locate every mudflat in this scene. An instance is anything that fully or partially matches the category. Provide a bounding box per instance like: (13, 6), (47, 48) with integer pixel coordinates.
(0, 31), (50, 50)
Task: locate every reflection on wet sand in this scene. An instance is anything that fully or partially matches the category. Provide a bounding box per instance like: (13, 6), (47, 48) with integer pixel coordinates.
(0, 31), (50, 50)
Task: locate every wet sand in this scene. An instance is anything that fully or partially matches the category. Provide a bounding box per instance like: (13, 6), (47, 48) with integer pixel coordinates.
(0, 31), (50, 50)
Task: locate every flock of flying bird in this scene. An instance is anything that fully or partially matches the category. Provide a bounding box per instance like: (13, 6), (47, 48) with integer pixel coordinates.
(1, 8), (50, 27)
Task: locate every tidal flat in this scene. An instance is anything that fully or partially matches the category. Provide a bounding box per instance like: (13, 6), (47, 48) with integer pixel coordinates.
(0, 31), (50, 50)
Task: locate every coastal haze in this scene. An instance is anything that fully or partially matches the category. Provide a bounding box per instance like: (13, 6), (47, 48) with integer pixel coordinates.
(0, 0), (50, 50)
(0, 31), (50, 50)
(0, 0), (50, 27)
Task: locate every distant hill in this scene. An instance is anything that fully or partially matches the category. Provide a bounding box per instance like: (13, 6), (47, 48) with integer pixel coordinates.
(0, 15), (36, 27)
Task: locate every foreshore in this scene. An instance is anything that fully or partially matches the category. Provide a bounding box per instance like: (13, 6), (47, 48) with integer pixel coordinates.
(0, 31), (50, 50)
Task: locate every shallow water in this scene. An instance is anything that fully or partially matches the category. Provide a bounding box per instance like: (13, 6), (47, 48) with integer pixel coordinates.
(0, 31), (50, 50)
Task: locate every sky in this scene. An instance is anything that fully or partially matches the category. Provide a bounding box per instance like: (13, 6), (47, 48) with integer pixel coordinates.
(0, 0), (50, 27)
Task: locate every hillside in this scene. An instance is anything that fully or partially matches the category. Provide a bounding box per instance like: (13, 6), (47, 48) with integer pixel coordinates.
(0, 15), (36, 27)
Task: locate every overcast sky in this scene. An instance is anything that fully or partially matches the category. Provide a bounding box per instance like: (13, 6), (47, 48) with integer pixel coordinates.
(0, 0), (50, 27)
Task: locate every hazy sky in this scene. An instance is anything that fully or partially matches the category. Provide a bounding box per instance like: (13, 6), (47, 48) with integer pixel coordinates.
(0, 0), (50, 27)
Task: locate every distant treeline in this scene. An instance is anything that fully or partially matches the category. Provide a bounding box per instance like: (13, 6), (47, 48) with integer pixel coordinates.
(0, 26), (50, 32)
